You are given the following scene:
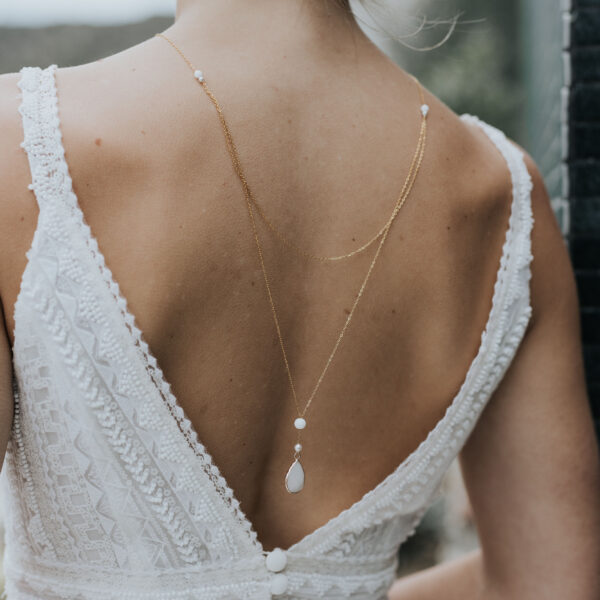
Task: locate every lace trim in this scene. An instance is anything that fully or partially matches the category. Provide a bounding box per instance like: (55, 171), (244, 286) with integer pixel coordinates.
(286, 566), (396, 599)
(4, 558), (271, 600)
(3, 380), (57, 560)
(10, 342), (120, 566)
(4, 547), (271, 597)
(4, 553), (396, 600)
(25, 280), (211, 566)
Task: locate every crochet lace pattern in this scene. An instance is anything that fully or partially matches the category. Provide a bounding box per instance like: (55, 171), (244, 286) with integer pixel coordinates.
(0, 64), (534, 599)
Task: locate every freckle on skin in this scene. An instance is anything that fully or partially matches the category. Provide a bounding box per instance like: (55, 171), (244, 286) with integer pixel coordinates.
(20, 216), (24, 222)
(344, 308), (351, 315)
(141, 130), (146, 135)
(94, 138), (102, 146)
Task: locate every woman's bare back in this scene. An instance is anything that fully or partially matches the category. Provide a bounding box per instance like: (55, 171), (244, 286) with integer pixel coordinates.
(0, 28), (514, 551)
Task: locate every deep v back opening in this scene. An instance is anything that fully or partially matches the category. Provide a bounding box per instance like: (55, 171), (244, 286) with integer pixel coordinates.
(13, 63), (526, 556)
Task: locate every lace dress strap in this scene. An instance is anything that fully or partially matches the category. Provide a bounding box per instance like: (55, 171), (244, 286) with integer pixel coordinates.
(460, 113), (535, 302)
(18, 63), (70, 218)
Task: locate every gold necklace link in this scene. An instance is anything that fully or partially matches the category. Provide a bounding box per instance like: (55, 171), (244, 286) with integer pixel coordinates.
(154, 32), (427, 420)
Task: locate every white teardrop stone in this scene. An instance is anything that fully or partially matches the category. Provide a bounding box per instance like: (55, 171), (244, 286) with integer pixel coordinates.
(420, 104), (430, 117)
(285, 459), (305, 493)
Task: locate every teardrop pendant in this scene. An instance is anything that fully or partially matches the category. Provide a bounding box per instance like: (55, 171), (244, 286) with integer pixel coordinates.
(285, 459), (305, 494)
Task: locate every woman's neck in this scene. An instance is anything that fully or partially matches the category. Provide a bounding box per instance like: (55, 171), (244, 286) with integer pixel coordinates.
(171, 0), (371, 60)
(175, 0), (352, 24)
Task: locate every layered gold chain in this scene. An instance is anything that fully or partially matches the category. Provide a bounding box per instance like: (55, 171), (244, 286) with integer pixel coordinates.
(154, 32), (428, 486)
(154, 32), (426, 263)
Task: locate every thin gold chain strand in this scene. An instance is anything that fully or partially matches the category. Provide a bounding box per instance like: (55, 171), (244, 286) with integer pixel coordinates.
(155, 32), (424, 263)
(154, 32), (428, 420)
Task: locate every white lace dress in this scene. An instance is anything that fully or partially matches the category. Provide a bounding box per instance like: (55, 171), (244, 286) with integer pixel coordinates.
(0, 64), (534, 600)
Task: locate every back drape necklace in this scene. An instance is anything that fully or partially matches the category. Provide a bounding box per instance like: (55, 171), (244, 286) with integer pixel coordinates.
(154, 32), (429, 493)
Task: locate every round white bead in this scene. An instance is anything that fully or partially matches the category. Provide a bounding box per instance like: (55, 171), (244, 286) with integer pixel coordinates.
(294, 417), (306, 430)
(265, 547), (287, 572)
(194, 69), (204, 82)
(294, 443), (302, 452)
(270, 573), (289, 595)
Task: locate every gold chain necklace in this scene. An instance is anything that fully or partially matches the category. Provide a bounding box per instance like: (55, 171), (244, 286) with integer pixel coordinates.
(154, 32), (428, 493)
(155, 36), (425, 263)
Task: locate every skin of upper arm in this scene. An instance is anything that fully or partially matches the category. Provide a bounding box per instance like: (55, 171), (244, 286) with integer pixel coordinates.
(0, 301), (13, 472)
(459, 150), (600, 598)
(0, 70), (28, 470)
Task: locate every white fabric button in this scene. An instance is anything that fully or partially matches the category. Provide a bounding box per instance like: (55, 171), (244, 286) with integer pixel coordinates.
(270, 573), (288, 595)
(265, 547), (287, 572)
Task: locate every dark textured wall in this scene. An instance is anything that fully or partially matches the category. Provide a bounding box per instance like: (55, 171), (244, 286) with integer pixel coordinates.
(568, 0), (600, 438)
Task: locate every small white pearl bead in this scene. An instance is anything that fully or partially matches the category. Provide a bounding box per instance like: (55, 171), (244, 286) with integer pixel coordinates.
(265, 547), (287, 572)
(420, 104), (430, 117)
(270, 573), (288, 595)
(294, 417), (306, 430)
(294, 443), (302, 452)
(194, 69), (204, 82)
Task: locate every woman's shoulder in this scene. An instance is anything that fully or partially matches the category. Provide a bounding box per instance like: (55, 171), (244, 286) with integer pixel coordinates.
(0, 70), (40, 307)
(410, 88), (522, 243)
(0, 69), (28, 184)
(434, 89), (569, 328)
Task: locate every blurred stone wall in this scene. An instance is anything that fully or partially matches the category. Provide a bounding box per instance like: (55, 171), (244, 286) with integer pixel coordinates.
(521, 0), (600, 440)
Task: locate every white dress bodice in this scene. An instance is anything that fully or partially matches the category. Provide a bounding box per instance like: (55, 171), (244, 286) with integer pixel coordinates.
(0, 63), (534, 600)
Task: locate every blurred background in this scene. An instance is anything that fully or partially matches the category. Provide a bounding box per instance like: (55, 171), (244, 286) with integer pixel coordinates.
(1, 0), (590, 591)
